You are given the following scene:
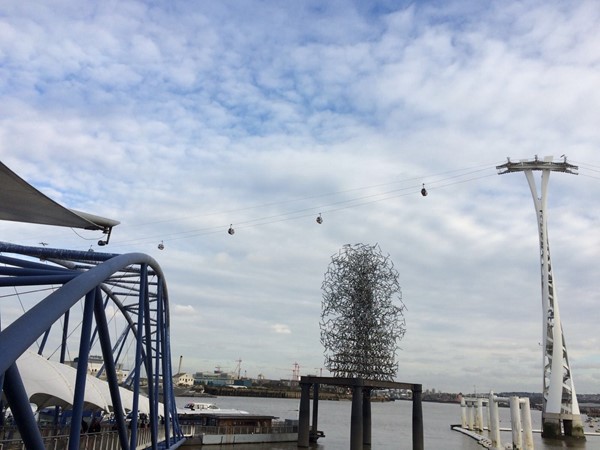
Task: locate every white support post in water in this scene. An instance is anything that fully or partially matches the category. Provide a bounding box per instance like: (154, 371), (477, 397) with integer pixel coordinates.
(460, 392), (533, 450)
(467, 401), (474, 430)
(521, 397), (534, 450)
(476, 398), (484, 432)
(488, 392), (501, 449)
(510, 396), (523, 450)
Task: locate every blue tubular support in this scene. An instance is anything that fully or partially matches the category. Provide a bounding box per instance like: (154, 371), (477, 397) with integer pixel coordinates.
(38, 327), (51, 355)
(155, 288), (164, 443)
(0, 252), (162, 375)
(110, 324), (131, 377)
(89, 293), (111, 356)
(0, 241), (118, 263)
(0, 274), (78, 286)
(0, 254), (72, 271)
(68, 289), (95, 450)
(0, 246), (184, 449)
(3, 363), (46, 449)
(143, 267), (158, 450)
(129, 265), (146, 450)
(60, 310), (70, 364)
(93, 288), (129, 449)
(0, 266), (72, 276)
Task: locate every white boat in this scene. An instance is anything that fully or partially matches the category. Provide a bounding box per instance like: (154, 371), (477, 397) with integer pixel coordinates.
(177, 402), (249, 415)
(177, 403), (298, 446)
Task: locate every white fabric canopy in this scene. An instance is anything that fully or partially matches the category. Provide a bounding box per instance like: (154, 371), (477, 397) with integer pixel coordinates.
(13, 350), (155, 414)
(0, 161), (119, 231)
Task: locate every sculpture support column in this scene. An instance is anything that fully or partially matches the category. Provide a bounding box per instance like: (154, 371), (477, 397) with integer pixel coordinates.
(298, 382), (311, 447)
(363, 388), (372, 447)
(350, 385), (363, 450)
(311, 383), (320, 441)
(412, 385), (424, 450)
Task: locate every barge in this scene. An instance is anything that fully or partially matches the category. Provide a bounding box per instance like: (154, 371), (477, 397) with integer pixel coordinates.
(178, 402), (298, 445)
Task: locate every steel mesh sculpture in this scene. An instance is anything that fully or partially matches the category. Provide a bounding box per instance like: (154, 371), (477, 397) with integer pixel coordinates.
(320, 243), (406, 381)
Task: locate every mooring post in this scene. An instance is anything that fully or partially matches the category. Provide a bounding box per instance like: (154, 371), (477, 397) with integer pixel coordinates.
(311, 382), (320, 441)
(363, 388), (372, 447)
(521, 397), (534, 450)
(412, 384), (424, 450)
(298, 382), (311, 447)
(510, 396), (523, 450)
(488, 392), (501, 449)
(467, 400), (473, 430)
(350, 383), (364, 450)
(476, 398), (484, 431)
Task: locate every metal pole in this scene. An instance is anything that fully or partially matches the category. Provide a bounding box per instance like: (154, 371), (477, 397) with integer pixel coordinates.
(311, 382), (319, 441)
(412, 385), (424, 450)
(68, 290), (95, 450)
(298, 382), (311, 447)
(363, 388), (372, 447)
(350, 384), (363, 450)
(94, 287), (129, 449)
(3, 364), (46, 449)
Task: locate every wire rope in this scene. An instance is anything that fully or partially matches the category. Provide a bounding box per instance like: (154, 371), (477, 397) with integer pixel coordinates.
(107, 161), (504, 247)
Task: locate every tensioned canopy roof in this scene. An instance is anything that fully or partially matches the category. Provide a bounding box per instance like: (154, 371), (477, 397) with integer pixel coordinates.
(14, 350), (153, 414)
(0, 161), (119, 231)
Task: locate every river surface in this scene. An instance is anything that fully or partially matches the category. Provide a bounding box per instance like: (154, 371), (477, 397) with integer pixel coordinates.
(176, 396), (600, 449)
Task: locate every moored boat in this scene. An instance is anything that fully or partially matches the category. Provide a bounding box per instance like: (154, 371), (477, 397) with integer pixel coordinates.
(177, 402), (298, 446)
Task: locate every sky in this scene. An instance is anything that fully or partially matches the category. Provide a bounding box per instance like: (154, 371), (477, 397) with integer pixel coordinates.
(1, 0), (600, 394)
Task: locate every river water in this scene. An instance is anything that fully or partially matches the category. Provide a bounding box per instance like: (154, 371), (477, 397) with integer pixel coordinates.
(176, 396), (599, 449)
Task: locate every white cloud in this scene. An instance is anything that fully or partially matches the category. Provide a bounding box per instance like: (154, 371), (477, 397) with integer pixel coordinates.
(271, 324), (292, 335)
(1, 0), (599, 393)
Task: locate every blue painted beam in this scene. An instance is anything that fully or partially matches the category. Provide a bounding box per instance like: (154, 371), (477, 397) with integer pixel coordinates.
(0, 252), (163, 376)
(0, 274), (78, 286)
(68, 290), (95, 450)
(3, 364), (46, 449)
(94, 288), (129, 449)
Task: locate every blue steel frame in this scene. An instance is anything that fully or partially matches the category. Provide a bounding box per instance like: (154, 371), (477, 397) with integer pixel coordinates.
(0, 242), (184, 449)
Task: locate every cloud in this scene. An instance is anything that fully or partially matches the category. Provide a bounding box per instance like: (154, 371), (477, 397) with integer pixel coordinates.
(1, 0), (599, 392)
(271, 324), (292, 335)
(172, 304), (197, 315)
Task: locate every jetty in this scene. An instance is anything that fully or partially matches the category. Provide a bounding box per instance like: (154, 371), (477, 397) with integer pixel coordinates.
(298, 376), (424, 450)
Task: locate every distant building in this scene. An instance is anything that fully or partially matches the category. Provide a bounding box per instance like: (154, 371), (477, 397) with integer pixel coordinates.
(68, 355), (129, 383)
(173, 373), (194, 387)
(193, 370), (235, 387)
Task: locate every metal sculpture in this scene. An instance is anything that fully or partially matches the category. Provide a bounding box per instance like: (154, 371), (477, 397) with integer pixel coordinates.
(320, 243), (406, 381)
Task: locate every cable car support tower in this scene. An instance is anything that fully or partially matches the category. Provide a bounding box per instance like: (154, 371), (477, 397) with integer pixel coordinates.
(497, 156), (584, 440)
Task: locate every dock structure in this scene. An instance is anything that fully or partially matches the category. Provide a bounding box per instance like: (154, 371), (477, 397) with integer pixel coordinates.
(457, 392), (534, 450)
(297, 376), (423, 450)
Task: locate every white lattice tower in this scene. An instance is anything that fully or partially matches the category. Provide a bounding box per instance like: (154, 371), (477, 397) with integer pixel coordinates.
(497, 156), (584, 439)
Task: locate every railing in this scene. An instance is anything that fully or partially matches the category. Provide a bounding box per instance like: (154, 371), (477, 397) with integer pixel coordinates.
(179, 424), (298, 437)
(0, 426), (172, 450)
